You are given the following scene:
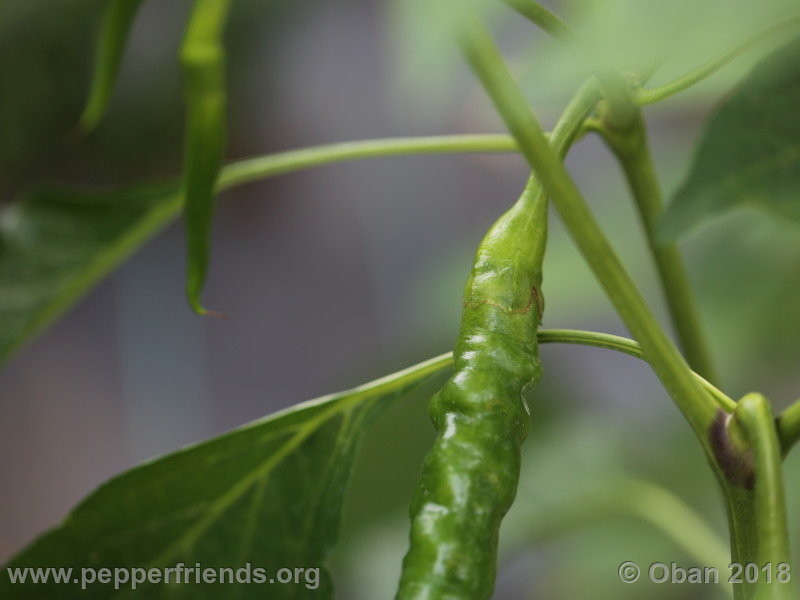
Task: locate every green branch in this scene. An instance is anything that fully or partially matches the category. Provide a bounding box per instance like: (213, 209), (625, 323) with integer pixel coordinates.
(538, 329), (733, 411)
(596, 113), (718, 384)
(725, 394), (793, 599)
(501, 0), (580, 43)
(636, 14), (800, 105)
(458, 15), (722, 448)
(511, 0), (716, 382)
(776, 401), (800, 457)
(217, 135), (517, 190)
(504, 0), (637, 128)
(334, 329), (734, 414)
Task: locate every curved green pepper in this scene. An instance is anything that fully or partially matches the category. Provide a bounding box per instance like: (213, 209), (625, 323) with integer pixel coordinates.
(396, 176), (546, 599)
(79, 0), (144, 132)
(181, 0), (231, 315)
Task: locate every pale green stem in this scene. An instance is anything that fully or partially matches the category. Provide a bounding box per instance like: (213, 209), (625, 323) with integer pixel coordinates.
(334, 328), (735, 411)
(501, 0), (580, 43)
(776, 401), (800, 457)
(726, 394), (794, 600)
(636, 14), (800, 105)
(510, 0), (714, 380)
(504, 0), (637, 128)
(458, 16), (722, 449)
(597, 113), (718, 385)
(538, 329), (733, 411)
(217, 135), (517, 190)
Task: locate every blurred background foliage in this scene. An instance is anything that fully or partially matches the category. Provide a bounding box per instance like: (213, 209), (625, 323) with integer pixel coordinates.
(1, 1), (799, 598)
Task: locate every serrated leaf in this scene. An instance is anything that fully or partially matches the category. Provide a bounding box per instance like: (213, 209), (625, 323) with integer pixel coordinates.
(661, 35), (800, 241)
(0, 182), (182, 361)
(0, 353), (451, 599)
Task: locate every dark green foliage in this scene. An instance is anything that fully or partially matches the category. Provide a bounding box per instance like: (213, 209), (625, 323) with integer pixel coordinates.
(0, 355), (450, 599)
(0, 182), (180, 361)
(662, 36), (800, 240)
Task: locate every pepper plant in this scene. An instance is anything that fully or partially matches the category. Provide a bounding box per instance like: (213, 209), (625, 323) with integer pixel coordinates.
(2, 0), (800, 599)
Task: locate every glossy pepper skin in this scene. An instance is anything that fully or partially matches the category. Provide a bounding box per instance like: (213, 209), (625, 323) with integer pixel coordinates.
(181, 0), (231, 315)
(397, 177), (546, 599)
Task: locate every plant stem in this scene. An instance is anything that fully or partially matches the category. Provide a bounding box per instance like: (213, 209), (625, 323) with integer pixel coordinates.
(636, 14), (800, 105)
(504, 0), (637, 128)
(501, 0), (580, 43)
(334, 329), (735, 422)
(217, 135), (517, 190)
(455, 28), (800, 587)
(511, 0), (716, 382)
(458, 15), (721, 444)
(725, 394), (794, 600)
(597, 111), (718, 384)
(776, 400), (800, 457)
(538, 329), (733, 411)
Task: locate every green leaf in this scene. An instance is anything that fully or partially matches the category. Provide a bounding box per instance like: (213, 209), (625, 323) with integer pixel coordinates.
(0, 135), (517, 365)
(0, 182), (181, 361)
(661, 35), (800, 240)
(0, 353), (451, 599)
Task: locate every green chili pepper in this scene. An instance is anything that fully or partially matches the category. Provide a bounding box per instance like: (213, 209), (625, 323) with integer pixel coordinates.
(396, 79), (599, 600)
(79, 0), (144, 131)
(395, 175), (546, 599)
(180, 0), (231, 315)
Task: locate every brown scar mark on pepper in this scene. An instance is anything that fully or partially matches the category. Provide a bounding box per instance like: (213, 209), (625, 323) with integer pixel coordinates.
(709, 409), (755, 491)
(463, 286), (543, 316)
(531, 286), (544, 320)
